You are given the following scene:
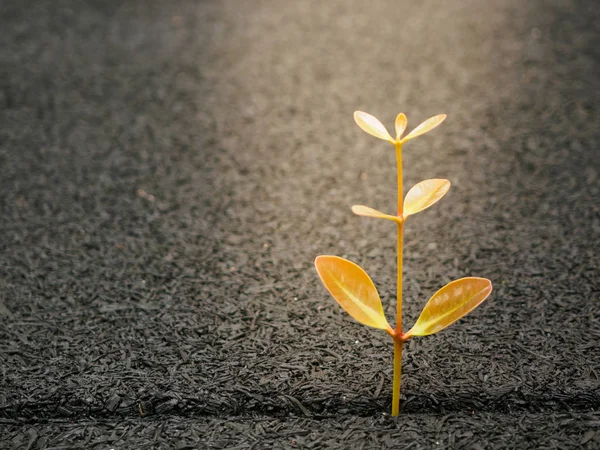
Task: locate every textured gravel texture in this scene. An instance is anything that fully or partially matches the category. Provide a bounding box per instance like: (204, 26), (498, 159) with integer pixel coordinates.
(1, 0), (599, 448)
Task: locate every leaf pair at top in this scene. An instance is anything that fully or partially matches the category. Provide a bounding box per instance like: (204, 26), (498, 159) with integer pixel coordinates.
(314, 256), (492, 339)
(352, 111), (450, 221)
(354, 111), (446, 145)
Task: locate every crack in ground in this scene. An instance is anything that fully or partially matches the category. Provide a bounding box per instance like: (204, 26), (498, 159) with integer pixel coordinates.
(2, 389), (599, 424)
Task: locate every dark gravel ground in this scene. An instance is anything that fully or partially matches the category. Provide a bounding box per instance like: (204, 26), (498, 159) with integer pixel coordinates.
(1, 0), (599, 448)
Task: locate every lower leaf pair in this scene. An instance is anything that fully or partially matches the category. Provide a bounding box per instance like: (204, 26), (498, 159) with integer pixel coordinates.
(314, 255), (492, 340)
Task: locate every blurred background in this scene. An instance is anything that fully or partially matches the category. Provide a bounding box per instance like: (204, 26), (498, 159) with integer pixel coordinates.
(1, 0), (598, 447)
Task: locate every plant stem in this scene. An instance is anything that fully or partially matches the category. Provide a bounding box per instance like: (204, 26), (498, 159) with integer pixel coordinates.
(391, 338), (404, 416)
(396, 143), (403, 217)
(395, 142), (404, 334)
(396, 220), (404, 332)
(392, 142), (404, 416)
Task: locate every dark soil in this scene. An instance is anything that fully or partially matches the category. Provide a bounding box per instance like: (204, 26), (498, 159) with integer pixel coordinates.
(1, 0), (599, 448)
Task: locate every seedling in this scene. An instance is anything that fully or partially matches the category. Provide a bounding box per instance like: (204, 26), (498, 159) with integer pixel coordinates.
(315, 111), (492, 416)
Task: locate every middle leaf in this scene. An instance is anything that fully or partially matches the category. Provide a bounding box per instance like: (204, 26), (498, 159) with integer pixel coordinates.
(404, 179), (451, 217)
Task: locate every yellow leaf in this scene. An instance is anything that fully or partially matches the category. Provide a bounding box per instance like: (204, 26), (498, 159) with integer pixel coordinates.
(352, 205), (400, 223)
(401, 114), (446, 143)
(405, 278), (492, 338)
(395, 113), (408, 141)
(314, 256), (391, 331)
(354, 111), (395, 143)
(403, 179), (451, 217)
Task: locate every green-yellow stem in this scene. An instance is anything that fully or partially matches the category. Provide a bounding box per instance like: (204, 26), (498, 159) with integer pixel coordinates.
(392, 142), (404, 416)
(391, 338), (404, 416)
(396, 143), (403, 217)
(396, 220), (403, 332)
(395, 142), (403, 333)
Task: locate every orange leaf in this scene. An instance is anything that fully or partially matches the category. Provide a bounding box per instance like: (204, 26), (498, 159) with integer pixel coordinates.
(352, 205), (400, 223)
(395, 113), (408, 141)
(354, 111), (395, 143)
(405, 278), (492, 338)
(314, 256), (391, 331)
(401, 114), (446, 143)
(403, 179), (451, 217)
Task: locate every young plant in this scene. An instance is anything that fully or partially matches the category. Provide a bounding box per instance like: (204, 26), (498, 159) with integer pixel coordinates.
(315, 111), (492, 416)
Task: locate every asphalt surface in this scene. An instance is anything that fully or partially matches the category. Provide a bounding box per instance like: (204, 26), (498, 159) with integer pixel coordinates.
(1, 0), (599, 448)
